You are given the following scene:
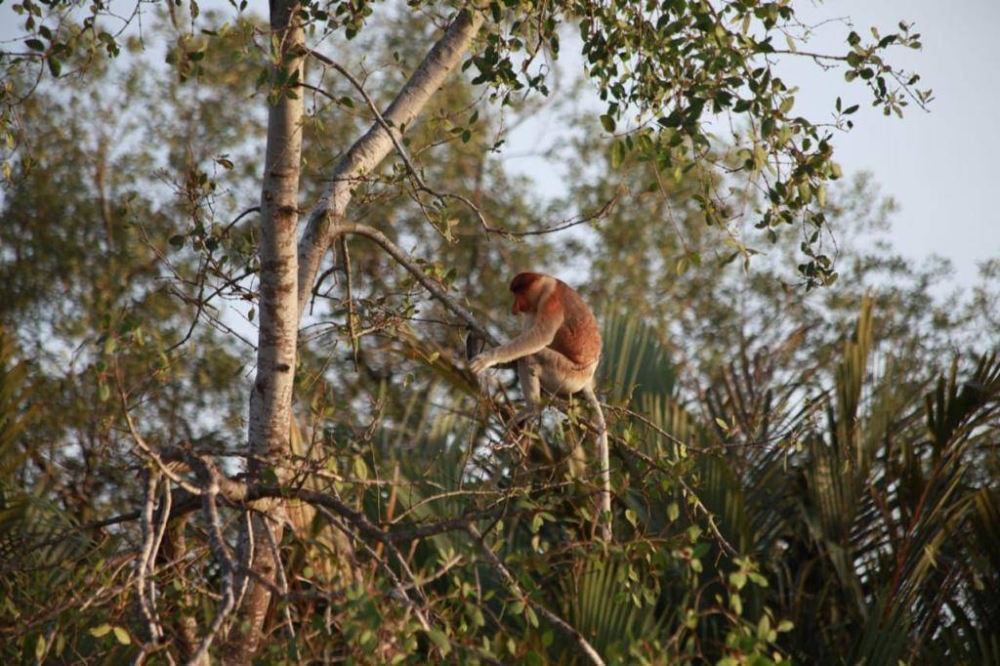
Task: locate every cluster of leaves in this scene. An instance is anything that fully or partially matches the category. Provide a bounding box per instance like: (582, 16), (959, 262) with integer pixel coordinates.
(453, 0), (929, 287)
(844, 22), (932, 118)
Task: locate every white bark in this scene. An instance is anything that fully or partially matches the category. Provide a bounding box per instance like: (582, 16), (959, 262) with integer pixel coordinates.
(232, 0), (304, 661)
(296, 8), (485, 317)
(248, 8), (304, 465)
(228, 8), (484, 664)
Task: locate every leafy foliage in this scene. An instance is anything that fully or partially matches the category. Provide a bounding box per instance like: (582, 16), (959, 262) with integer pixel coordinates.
(0, 0), (995, 664)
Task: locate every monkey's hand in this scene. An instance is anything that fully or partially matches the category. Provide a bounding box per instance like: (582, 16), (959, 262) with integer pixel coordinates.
(468, 352), (495, 376)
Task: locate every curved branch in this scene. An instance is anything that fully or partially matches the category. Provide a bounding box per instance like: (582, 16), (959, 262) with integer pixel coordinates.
(332, 222), (497, 346)
(297, 8), (485, 318)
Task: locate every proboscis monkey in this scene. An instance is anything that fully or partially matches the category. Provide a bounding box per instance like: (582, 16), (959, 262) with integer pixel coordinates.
(467, 271), (611, 540)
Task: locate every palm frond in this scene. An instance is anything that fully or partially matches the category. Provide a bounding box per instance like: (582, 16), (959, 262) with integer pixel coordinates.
(599, 309), (677, 405)
(561, 556), (665, 661)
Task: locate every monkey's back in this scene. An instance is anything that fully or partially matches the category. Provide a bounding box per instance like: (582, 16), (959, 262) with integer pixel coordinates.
(550, 280), (601, 368)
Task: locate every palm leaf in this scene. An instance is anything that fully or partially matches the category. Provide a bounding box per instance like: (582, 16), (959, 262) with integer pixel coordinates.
(561, 556), (666, 662)
(599, 309), (677, 405)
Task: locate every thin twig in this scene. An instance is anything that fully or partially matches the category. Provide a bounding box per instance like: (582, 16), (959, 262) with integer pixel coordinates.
(302, 55), (492, 233)
(617, 441), (738, 557)
(513, 193), (622, 237)
(331, 222), (496, 344)
(117, 376), (204, 497)
(136, 469), (166, 647)
(262, 520), (299, 655)
(340, 235), (361, 371)
(465, 522), (606, 666)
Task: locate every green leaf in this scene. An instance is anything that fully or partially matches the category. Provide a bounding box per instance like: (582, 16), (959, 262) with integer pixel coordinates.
(352, 455), (369, 481)
(89, 624), (113, 638)
(600, 114), (616, 132)
(531, 512), (544, 533)
(426, 629), (451, 656)
(625, 508), (638, 526)
(757, 614), (772, 640)
(113, 626), (131, 645)
(610, 139), (626, 168)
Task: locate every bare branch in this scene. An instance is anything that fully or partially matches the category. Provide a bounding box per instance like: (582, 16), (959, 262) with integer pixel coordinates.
(187, 456), (239, 662)
(136, 469), (167, 647)
(333, 222), (497, 345)
(297, 9), (485, 318)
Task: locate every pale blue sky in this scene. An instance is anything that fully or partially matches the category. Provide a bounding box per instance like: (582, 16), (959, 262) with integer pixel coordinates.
(788, 0), (1000, 286)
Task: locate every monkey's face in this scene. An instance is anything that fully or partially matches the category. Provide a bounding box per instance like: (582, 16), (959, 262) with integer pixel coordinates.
(509, 272), (542, 315)
(511, 293), (532, 315)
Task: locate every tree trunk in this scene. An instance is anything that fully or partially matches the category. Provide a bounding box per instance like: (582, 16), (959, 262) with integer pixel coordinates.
(225, 7), (484, 664)
(225, 0), (304, 661)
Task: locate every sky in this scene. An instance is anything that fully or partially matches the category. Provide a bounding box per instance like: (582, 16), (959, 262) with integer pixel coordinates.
(2, 0), (997, 287)
(757, 0), (1000, 287)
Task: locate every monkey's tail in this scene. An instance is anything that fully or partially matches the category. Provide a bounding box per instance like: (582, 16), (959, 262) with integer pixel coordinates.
(583, 385), (611, 542)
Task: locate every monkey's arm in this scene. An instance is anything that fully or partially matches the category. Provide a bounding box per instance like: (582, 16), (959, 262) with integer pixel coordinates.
(468, 308), (563, 375)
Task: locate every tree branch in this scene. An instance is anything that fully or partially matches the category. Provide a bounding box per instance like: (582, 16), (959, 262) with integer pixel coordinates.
(296, 8), (485, 319)
(332, 222), (496, 345)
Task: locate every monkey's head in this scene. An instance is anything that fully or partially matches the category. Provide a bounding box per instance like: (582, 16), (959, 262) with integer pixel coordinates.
(509, 272), (545, 315)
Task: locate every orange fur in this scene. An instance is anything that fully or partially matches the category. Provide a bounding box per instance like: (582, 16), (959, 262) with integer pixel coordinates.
(509, 272), (601, 372)
(468, 272), (600, 400)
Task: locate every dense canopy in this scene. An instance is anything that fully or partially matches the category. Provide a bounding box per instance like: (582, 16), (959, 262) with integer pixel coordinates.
(0, 1), (996, 664)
